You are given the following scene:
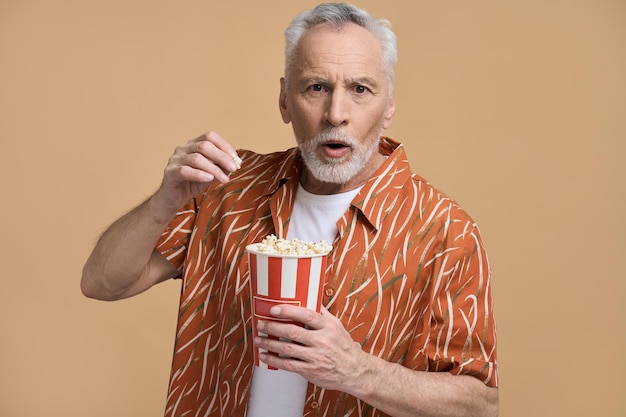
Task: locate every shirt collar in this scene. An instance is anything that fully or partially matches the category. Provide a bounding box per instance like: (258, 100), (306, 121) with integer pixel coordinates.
(260, 147), (302, 196)
(352, 137), (412, 231)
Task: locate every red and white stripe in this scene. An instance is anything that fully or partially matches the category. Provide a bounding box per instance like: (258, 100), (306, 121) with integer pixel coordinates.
(248, 253), (326, 369)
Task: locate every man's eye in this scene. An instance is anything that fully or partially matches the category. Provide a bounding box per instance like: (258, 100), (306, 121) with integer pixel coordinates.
(354, 85), (369, 94)
(310, 84), (324, 92)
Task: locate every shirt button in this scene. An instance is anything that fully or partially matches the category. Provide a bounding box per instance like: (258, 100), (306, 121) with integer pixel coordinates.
(324, 287), (334, 297)
(310, 401), (319, 409)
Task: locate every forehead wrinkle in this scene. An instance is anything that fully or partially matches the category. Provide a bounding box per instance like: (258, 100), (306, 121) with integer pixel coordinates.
(304, 49), (379, 70)
(296, 53), (383, 86)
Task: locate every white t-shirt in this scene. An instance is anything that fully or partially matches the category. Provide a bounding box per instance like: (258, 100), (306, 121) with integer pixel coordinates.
(287, 183), (360, 244)
(245, 184), (361, 417)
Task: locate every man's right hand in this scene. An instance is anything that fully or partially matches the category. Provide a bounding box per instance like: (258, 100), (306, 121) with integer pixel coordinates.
(152, 131), (240, 221)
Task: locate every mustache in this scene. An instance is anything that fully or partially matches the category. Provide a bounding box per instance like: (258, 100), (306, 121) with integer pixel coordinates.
(311, 128), (357, 146)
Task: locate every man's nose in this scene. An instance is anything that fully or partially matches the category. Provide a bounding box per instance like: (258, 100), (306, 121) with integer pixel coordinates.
(325, 90), (349, 127)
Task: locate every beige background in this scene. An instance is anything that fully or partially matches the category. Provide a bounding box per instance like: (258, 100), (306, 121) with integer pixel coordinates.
(1, 0), (624, 416)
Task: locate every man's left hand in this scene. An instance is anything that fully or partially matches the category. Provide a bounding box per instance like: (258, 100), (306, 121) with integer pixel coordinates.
(254, 305), (369, 393)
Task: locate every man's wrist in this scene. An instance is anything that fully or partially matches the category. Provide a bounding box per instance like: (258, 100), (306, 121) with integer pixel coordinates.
(344, 350), (382, 400)
(146, 191), (179, 227)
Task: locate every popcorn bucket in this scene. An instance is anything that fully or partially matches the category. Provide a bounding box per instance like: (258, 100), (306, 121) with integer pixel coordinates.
(246, 243), (328, 370)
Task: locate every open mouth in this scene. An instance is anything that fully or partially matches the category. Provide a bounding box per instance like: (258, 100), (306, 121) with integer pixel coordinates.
(320, 141), (351, 158)
(323, 142), (348, 149)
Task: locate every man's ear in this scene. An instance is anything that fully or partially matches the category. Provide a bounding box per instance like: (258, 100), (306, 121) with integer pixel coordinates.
(382, 96), (396, 129)
(279, 77), (291, 124)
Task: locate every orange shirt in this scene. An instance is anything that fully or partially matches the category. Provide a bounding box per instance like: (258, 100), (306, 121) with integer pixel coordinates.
(157, 137), (498, 417)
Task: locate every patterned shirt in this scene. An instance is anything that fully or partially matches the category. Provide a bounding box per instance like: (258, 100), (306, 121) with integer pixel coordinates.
(157, 137), (498, 417)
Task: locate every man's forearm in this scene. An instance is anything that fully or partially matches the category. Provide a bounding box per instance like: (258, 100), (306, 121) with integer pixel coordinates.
(81, 194), (179, 300)
(350, 354), (499, 417)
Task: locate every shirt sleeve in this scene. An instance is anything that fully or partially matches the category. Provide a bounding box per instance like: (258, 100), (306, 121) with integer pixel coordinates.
(425, 219), (498, 387)
(156, 198), (198, 272)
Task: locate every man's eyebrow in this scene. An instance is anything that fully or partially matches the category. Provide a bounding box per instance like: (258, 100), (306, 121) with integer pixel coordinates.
(349, 77), (379, 88)
(296, 76), (380, 88)
(297, 76), (328, 86)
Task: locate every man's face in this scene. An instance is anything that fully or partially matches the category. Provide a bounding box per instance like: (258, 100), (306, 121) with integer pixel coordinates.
(279, 22), (395, 193)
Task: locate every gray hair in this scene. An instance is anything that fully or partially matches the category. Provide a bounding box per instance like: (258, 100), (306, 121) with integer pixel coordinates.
(284, 3), (398, 90)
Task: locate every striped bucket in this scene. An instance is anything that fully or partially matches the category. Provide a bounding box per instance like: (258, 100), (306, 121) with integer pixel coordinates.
(246, 244), (328, 369)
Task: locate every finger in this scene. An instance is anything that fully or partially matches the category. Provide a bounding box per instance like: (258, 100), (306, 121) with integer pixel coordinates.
(256, 319), (309, 343)
(171, 134), (238, 183)
(269, 305), (325, 330)
(193, 132), (240, 172)
(258, 351), (309, 374)
(166, 148), (228, 184)
(190, 140), (238, 174)
(168, 163), (223, 184)
(204, 131), (239, 158)
(182, 150), (232, 183)
(254, 331), (308, 361)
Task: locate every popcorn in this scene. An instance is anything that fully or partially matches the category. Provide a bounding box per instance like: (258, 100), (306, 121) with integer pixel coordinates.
(253, 234), (332, 255)
(233, 155), (243, 169)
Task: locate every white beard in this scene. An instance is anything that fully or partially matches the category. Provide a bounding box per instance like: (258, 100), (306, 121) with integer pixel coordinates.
(296, 128), (380, 184)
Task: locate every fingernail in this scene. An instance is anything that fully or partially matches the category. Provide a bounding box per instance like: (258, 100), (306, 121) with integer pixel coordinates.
(270, 306), (281, 316)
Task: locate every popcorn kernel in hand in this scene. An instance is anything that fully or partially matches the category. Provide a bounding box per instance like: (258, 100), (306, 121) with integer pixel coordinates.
(233, 155), (243, 169)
